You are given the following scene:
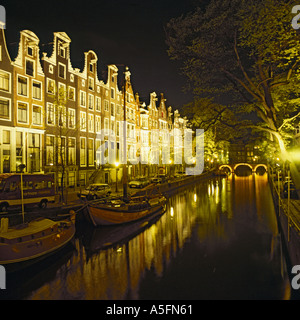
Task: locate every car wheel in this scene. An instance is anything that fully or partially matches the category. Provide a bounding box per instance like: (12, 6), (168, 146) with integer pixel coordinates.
(0, 203), (8, 212)
(39, 200), (47, 209)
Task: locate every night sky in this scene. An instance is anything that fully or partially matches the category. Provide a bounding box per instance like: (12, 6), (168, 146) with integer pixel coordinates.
(1, 0), (208, 109)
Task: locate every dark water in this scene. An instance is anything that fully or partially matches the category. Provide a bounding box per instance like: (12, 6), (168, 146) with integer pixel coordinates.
(1, 174), (294, 300)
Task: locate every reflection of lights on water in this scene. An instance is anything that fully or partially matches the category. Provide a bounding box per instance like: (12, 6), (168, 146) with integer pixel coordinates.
(208, 185), (211, 196)
(194, 193), (197, 202)
(170, 207), (174, 217)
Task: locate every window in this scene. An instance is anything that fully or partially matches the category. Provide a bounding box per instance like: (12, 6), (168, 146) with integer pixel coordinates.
(28, 133), (40, 172)
(59, 46), (65, 58)
(47, 103), (55, 125)
(58, 63), (66, 79)
(0, 71), (9, 92)
(111, 88), (115, 99)
(117, 105), (120, 114)
(47, 79), (55, 94)
(49, 65), (54, 74)
(58, 106), (66, 127)
(68, 108), (76, 128)
(46, 135), (55, 165)
(16, 132), (23, 170)
(25, 60), (34, 76)
(88, 114), (94, 132)
(32, 105), (42, 125)
(111, 103), (115, 116)
(68, 87), (75, 100)
(88, 94), (94, 110)
(3, 130), (10, 144)
(88, 77), (94, 90)
(104, 100), (109, 112)
(96, 97), (101, 111)
(18, 76), (28, 96)
(17, 102), (28, 123)
(96, 115), (101, 133)
(80, 111), (86, 131)
(0, 98), (10, 120)
(88, 139), (94, 166)
(89, 63), (94, 73)
(80, 91), (86, 107)
(104, 118), (109, 135)
(32, 81), (42, 100)
(27, 47), (33, 56)
(68, 138), (76, 165)
(80, 137), (86, 166)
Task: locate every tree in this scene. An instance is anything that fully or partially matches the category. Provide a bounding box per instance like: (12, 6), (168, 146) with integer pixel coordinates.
(46, 86), (78, 203)
(166, 0), (300, 190)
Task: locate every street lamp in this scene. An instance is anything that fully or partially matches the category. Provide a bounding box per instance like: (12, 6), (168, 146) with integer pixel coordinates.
(115, 162), (119, 193)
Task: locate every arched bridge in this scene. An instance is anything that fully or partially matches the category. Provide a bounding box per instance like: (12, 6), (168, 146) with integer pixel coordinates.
(219, 163), (268, 174)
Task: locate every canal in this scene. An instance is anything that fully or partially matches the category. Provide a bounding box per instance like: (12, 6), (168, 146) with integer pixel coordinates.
(1, 173), (295, 300)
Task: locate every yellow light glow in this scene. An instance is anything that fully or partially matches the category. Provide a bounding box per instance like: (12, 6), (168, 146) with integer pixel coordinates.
(115, 162), (119, 167)
(194, 193), (197, 202)
(170, 207), (174, 217)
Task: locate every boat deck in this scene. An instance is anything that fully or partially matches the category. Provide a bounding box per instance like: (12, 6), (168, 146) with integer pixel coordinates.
(0, 219), (57, 240)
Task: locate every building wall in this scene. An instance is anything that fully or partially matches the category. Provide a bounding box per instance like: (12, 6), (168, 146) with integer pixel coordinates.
(0, 26), (192, 189)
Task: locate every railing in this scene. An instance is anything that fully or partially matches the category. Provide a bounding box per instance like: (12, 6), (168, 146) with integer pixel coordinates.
(268, 166), (300, 241)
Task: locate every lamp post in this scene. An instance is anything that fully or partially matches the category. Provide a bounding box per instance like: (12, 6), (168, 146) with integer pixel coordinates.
(115, 162), (119, 193)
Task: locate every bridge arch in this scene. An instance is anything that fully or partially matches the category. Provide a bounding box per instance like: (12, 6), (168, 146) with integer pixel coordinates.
(233, 163), (253, 172)
(254, 164), (268, 172)
(219, 164), (233, 173)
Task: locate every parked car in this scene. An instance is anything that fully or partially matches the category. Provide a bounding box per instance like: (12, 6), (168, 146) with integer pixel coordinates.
(78, 183), (111, 200)
(128, 178), (150, 188)
(283, 181), (298, 199)
(151, 177), (163, 184)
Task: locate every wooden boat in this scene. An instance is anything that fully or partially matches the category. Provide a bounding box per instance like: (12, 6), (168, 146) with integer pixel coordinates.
(85, 206), (164, 253)
(0, 213), (75, 269)
(86, 193), (166, 226)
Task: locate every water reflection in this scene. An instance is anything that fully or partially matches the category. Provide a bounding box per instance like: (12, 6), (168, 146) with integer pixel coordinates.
(3, 173), (292, 300)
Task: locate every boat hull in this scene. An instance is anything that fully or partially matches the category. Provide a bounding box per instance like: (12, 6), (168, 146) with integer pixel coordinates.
(0, 219), (75, 267)
(87, 198), (166, 226)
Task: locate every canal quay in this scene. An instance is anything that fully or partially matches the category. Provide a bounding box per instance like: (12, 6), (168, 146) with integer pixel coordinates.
(1, 172), (299, 300)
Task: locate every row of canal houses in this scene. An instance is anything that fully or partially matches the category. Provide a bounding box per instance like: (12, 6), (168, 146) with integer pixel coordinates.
(0, 27), (192, 188)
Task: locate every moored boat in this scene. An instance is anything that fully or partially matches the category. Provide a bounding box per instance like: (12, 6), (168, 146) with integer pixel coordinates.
(86, 194), (166, 227)
(0, 213), (75, 270)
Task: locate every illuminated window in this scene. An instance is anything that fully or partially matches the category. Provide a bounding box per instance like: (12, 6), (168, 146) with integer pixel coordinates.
(88, 94), (94, 110)
(68, 87), (75, 100)
(80, 137), (86, 166)
(88, 113), (94, 132)
(17, 102), (28, 123)
(88, 138), (94, 166)
(0, 98), (10, 120)
(32, 105), (42, 125)
(17, 76), (28, 96)
(68, 108), (75, 128)
(80, 91), (86, 107)
(96, 97), (101, 111)
(32, 81), (41, 100)
(47, 103), (55, 125)
(80, 111), (86, 131)
(0, 70), (9, 92)
(68, 138), (76, 165)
